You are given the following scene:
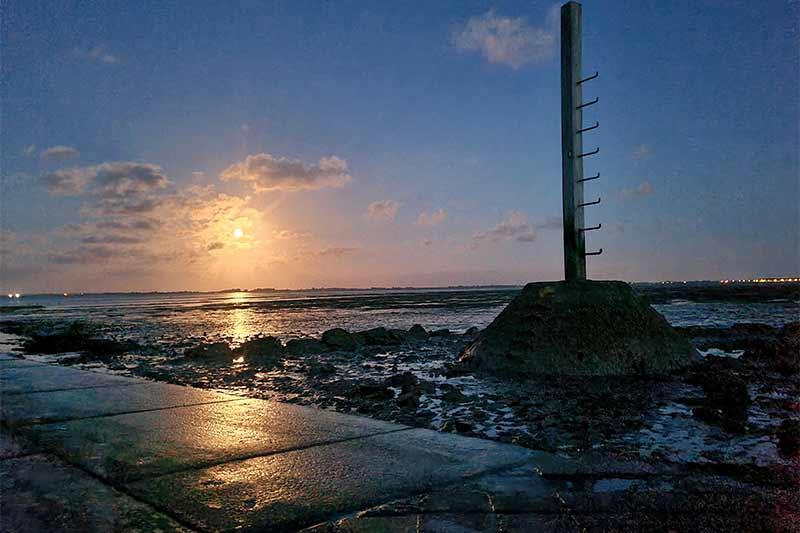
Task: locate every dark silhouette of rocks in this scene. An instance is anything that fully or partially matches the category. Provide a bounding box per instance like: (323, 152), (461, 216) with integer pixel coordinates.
(458, 280), (699, 377)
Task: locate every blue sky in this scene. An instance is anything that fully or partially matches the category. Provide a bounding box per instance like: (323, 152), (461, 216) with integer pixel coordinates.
(1, 0), (798, 292)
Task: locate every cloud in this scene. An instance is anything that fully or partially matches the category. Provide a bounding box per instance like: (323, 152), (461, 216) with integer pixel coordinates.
(40, 145), (80, 161)
(40, 162), (170, 198)
(535, 215), (562, 230)
(367, 200), (401, 221)
(416, 208), (447, 226)
(632, 145), (653, 160)
(81, 235), (145, 245)
(620, 180), (654, 200)
(473, 211), (536, 246)
(39, 167), (96, 195)
(74, 45), (119, 65)
(453, 8), (557, 69)
(316, 247), (358, 258)
(207, 242), (225, 251)
(272, 229), (311, 240)
(220, 153), (352, 192)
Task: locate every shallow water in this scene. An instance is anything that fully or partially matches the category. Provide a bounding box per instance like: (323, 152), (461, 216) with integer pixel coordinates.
(2, 284), (797, 351)
(1, 283), (798, 470)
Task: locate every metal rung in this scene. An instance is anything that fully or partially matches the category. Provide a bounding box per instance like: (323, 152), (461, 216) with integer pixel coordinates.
(584, 248), (603, 256)
(577, 147), (599, 158)
(577, 122), (599, 134)
(580, 223), (602, 232)
(577, 173), (600, 183)
(576, 97), (598, 110)
(577, 71), (598, 85)
(578, 197), (601, 208)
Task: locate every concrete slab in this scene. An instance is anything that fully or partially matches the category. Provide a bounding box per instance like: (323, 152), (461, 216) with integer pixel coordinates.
(0, 357), (47, 368)
(0, 364), (139, 394)
(0, 454), (193, 532)
(22, 399), (406, 482)
(0, 429), (38, 459)
(125, 429), (535, 532)
(1, 381), (242, 427)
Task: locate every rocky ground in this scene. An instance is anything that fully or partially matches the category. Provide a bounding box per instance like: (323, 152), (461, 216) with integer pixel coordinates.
(2, 285), (798, 528)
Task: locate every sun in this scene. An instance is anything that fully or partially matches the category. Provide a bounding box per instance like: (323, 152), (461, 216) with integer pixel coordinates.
(233, 228), (244, 239)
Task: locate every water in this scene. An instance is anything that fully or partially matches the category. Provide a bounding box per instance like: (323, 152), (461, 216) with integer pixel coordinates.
(2, 285), (797, 352)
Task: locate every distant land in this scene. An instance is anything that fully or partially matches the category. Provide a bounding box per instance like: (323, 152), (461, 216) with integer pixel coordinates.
(3, 278), (799, 299)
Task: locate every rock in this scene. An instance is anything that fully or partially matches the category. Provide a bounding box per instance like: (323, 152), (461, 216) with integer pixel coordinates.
(396, 391), (419, 408)
(463, 326), (480, 338)
(775, 322), (800, 375)
(407, 324), (428, 340)
(689, 367), (751, 432)
(321, 328), (360, 351)
(440, 384), (470, 404)
(385, 371), (418, 393)
(455, 420), (473, 434)
(679, 323), (779, 352)
(777, 419), (800, 456)
(350, 381), (393, 401)
(430, 328), (451, 337)
(459, 280), (699, 377)
(361, 327), (402, 345)
(21, 322), (135, 357)
(284, 338), (329, 356)
(699, 372), (750, 413)
(184, 342), (233, 359)
(305, 360), (336, 375)
(233, 336), (282, 358)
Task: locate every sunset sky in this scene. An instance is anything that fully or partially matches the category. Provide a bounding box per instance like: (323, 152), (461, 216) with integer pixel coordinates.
(2, 0), (798, 293)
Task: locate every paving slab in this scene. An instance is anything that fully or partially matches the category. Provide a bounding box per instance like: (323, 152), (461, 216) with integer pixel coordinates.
(22, 398), (406, 482)
(1, 381), (242, 427)
(0, 429), (38, 459)
(0, 454), (193, 532)
(0, 364), (140, 394)
(0, 357), (47, 368)
(125, 429), (536, 532)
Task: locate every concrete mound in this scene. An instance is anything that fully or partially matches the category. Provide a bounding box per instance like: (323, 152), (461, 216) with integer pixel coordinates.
(458, 280), (699, 377)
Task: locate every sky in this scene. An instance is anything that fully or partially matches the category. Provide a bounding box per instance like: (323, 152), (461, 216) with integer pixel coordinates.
(1, 0), (798, 293)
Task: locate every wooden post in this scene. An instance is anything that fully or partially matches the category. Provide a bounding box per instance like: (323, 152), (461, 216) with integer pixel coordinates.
(561, 1), (586, 281)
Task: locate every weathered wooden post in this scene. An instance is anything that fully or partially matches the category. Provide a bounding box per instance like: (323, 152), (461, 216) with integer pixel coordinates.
(561, 1), (601, 281)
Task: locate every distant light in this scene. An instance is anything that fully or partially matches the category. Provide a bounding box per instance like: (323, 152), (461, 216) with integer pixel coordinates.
(7, 294), (11, 298)
(13, 293), (20, 298)
(63, 292), (69, 297)
(233, 228), (244, 239)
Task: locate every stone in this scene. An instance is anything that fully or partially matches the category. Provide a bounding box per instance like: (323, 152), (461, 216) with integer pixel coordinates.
(322, 328), (360, 351)
(233, 336), (282, 357)
(777, 419), (800, 457)
(775, 322), (800, 375)
(184, 341), (233, 359)
(430, 329), (451, 337)
(360, 327), (401, 345)
(286, 338), (330, 355)
(463, 326), (480, 338)
(350, 381), (393, 401)
(407, 324), (428, 340)
(458, 281), (699, 377)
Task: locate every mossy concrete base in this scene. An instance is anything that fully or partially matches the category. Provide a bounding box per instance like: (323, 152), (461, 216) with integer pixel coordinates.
(458, 281), (699, 377)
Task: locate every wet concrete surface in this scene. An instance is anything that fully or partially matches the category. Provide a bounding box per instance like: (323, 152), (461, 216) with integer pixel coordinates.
(20, 399), (407, 482)
(1, 454), (193, 532)
(2, 355), (797, 532)
(1, 361), (549, 532)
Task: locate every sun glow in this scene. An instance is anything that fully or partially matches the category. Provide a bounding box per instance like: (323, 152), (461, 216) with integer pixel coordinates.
(233, 228), (244, 239)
